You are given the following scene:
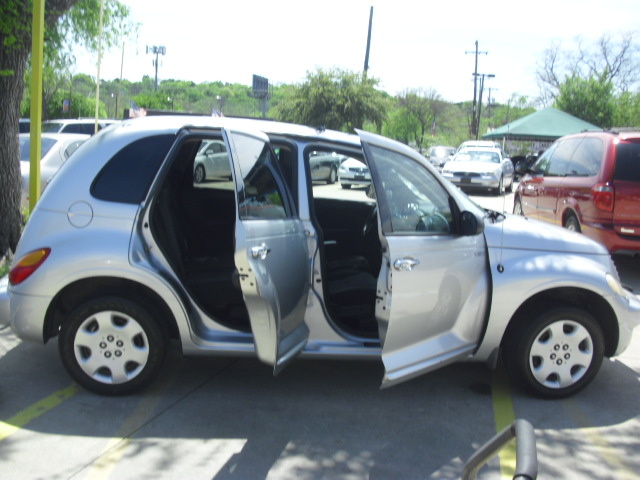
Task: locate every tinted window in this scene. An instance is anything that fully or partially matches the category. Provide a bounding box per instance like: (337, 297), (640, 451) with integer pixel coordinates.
(566, 137), (603, 177)
(41, 122), (63, 133)
(232, 133), (288, 220)
(92, 135), (175, 204)
(368, 145), (453, 235)
(614, 142), (640, 182)
(547, 138), (582, 176)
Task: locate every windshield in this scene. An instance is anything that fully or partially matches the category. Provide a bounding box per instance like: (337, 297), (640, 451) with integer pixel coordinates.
(454, 150), (500, 163)
(41, 122), (64, 133)
(19, 137), (57, 161)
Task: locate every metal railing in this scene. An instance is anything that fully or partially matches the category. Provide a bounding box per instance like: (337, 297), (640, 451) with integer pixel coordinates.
(462, 419), (537, 480)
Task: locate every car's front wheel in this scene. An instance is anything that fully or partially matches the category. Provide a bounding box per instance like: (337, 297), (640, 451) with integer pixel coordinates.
(194, 164), (206, 183)
(513, 197), (524, 215)
(504, 307), (604, 398)
(59, 296), (167, 395)
(328, 167), (337, 184)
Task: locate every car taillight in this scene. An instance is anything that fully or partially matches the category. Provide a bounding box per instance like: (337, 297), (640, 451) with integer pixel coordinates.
(592, 183), (614, 212)
(9, 248), (51, 285)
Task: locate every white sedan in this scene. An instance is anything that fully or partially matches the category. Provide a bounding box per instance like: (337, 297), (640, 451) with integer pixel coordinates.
(19, 133), (89, 206)
(441, 147), (515, 195)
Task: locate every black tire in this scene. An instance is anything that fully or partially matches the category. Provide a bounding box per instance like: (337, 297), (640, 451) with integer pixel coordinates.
(495, 176), (505, 195)
(59, 296), (167, 395)
(328, 167), (337, 184)
(513, 197), (524, 215)
(194, 164), (206, 183)
(564, 214), (582, 233)
(504, 307), (604, 398)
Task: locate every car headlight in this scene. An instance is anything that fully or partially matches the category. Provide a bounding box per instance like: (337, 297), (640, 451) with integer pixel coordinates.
(606, 273), (627, 297)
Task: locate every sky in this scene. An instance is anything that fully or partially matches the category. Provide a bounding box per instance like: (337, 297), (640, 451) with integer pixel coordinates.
(75, 0), (640, 105)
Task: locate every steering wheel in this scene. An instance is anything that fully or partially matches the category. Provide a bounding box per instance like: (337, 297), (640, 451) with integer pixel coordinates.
(362, 205), (378, 236)
(418, 211), (450, 233)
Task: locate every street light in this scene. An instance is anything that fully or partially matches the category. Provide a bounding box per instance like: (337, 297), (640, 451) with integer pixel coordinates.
(146, 45), (166, 91)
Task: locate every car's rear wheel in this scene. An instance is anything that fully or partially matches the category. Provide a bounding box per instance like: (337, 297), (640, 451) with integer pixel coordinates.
(504, 307), (604, 398)
(564, 214), (581, 233)
(495, 175), (505, 195)
(59, 296), (167, 395)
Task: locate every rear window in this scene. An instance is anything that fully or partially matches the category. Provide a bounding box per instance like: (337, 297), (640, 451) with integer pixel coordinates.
(91, 134), (175, 204)
(614, 142), (640, 182)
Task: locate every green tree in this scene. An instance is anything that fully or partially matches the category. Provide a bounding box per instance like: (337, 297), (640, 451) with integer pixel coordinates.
(554, 74), (615, 128)
(613, 91), (640, 128)
(274, 68), (387, 132)
(0, 0), (130, 256)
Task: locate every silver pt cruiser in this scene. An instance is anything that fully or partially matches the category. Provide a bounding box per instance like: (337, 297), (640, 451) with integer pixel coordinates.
(1, 116), (638, 398)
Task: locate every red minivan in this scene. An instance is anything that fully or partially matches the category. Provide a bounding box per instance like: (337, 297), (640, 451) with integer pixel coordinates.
(514, 130), (640, 254)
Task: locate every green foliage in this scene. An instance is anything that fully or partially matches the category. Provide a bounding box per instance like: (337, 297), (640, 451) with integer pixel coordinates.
(273, 68), (387, 132)
(554, 74), (615, 128)
(612, 91), (640, 128)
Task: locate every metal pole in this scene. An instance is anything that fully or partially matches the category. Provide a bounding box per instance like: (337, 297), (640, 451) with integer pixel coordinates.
(29, 0), (45, 212)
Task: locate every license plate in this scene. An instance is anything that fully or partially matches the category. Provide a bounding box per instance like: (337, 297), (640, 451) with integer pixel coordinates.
(355, 175), (365, 180)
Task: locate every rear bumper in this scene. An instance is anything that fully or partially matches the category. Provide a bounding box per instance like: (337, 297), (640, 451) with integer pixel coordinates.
(583, 223), (640, 254)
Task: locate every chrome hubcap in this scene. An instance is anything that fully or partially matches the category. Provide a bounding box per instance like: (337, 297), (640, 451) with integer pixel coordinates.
(74, 311), (149, 385)
(529, 320), (593, 389)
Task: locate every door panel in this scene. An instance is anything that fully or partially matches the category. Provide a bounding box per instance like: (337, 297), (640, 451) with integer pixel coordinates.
(357, 130), (490, 387)
(227, 129), (310, 374)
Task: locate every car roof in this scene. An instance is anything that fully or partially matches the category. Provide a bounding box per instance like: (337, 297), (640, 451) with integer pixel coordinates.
(457, 146), (502, 154)
(19, 132), (91, 141)
(114, 115), (362, 147)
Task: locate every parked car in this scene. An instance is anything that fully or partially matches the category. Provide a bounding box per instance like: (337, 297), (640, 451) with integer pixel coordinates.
(514, 131), (640, 254)
(426, 145), (455, 169)
(1, 116), (638, 399)
(193, 139), (232, 182)
(338, 157), (371, 189)
(441, 147), (515, 194)
(308, 150), (343, 184)
(18, 132), (89, 206)
(41, 118), (119, 135)
(455, 140), (502, 153)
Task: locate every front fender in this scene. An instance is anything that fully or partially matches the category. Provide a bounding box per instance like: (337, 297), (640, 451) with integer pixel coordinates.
(475, 245), (619, 361)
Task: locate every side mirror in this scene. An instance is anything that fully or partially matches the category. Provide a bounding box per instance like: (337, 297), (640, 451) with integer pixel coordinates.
(460, 211), (484, 236)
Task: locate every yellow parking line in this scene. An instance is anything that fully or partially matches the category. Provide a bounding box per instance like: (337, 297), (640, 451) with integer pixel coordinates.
(0, 383), (81, 442)
(491, 363), (517, 479)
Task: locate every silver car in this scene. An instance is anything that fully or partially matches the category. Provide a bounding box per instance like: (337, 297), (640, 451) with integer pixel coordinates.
(338, 157), (371, 189)
(441, 147), (515, 194)
(1, 116), (638, 398)
(193, 138), (233, 182)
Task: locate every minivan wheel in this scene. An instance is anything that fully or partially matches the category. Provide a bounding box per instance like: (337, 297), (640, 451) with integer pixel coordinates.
(59, 297), (167, 395)
(504, 307), (604, 399)
(513, 197), (524, 216)
(564, 214), (582, 233)
(495, 176), (505, 195)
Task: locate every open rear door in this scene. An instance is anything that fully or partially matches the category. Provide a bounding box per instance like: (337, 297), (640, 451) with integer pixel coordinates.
(226, 129), (310, 374)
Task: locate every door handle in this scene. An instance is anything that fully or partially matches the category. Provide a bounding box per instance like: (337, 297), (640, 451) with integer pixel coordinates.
(251, 243), (271, 260)
(393, 257), (420, 271)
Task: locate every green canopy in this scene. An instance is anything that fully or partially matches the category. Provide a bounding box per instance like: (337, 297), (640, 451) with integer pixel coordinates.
(482, 107), (602, 141)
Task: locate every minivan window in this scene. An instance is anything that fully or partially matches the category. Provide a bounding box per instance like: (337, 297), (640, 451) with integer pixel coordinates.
(614, 142), (640, 182)
(547, 138), (582, 177)
(92, 135), (175, 204)
(566, 137), (603, 177)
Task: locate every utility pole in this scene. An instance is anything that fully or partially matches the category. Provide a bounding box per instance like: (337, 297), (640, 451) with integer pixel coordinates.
(363, 6), (374, 78)
(465, 41), (488, 137)
(476, 74), (495, 139)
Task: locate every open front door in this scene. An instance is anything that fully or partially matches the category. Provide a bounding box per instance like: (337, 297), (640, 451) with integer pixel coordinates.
(357, 130), (490, 388)
(226, 129), (310, 374)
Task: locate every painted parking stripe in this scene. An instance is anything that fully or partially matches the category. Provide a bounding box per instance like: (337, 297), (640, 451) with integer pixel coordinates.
(491, 363), (517, 479)
(0, 383), (81, 442)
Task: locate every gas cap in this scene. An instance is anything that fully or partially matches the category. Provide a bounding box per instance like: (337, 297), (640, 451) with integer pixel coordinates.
(67, 201), (93, 228)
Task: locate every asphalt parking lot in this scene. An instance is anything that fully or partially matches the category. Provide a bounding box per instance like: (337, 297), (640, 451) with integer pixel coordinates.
(0, 184), (638, 480)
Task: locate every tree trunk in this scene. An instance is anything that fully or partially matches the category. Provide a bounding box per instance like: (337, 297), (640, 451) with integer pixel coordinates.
(0, 32), (28, 257)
